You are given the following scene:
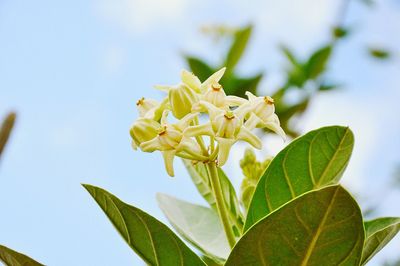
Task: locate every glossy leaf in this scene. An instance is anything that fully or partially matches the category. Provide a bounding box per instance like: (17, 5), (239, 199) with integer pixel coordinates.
(157, 193), (229, 262)
(245, 126), (354, 231)
(224, 25), (252, 71)
(83, 184), (206, 266)
(0, 245), (43, 266)
(361, 217), (400, 265)
(0, 112), (16, 159)
(226, 186), (364, 266)
(183, 160), (243, 234)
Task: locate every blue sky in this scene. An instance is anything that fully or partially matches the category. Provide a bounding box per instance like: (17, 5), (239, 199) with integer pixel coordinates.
(0, 0), (399, 265)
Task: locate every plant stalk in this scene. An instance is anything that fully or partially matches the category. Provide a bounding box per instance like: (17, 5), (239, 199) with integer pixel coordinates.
(206, 161), (236, 248)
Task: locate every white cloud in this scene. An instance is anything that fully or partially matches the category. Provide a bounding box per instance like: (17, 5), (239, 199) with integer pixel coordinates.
(96, 0), (188, 33)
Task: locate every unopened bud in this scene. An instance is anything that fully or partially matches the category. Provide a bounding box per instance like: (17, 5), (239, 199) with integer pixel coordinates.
(169, 84), (198, 119)
(130, 118), (160, 149)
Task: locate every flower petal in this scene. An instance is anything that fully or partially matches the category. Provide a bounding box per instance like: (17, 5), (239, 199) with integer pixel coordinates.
(181, 70), (201, 93)
(162, 150), (176, 177)
(200, 67), (226, 93)
(215, 137), (235, 166)
(225, 95), (247, 106)
(237, 127), (262, 149)
(184, 122), (214, 137)
(140, 137), (164, 152)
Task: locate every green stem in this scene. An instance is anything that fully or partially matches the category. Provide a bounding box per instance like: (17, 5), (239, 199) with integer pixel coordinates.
(206, 162), (236, 248)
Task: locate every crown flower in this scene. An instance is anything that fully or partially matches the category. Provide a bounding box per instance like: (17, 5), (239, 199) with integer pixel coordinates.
(130, 68), (284, 176)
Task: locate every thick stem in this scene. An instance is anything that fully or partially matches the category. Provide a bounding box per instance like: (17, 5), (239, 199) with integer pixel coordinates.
(206, 162), (236, 248)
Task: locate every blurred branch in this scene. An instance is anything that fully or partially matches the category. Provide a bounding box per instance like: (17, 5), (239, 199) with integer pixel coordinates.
(0, 112), (16, 160)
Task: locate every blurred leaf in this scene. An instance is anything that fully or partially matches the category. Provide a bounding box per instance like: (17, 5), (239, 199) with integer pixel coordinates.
(185, 56), (215, 81)
(183, 160), (244, 235)
(305, 45), (332, 79)
(244, 126), (354, 231)
(368, 48), (390, 60)
(318, 83), (339, 91)
(83, 184), (206, 266)
(332, 27), (349, 39)
(360, 0), (375, 7)
(362, 217), (400, 265)
(227, 186), (364, 266)
(224, 25), (252, 72)
(0, 245), (43, 266)
(157, 193), (229, 263)
(0, 112), (16, 159)
(280, 45), (300, 67)
(222, 73), (262, 98)
(239, 149), (272, 212)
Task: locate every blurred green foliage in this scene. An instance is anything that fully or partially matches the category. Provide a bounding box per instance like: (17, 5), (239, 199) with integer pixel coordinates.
(184, 24), (341, 138)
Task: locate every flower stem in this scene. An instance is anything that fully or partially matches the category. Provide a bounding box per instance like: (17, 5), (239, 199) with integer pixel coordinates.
(206, 162), (236, 248)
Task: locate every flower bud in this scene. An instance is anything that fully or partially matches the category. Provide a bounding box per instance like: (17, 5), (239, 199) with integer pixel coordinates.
(203, 82), (227, 108)
(168, 84), (199, 119)
(130, 118), (160, 150)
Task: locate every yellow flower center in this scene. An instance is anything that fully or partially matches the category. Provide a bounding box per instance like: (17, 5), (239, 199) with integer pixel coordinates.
(211, 83), (222, 91)
(264, 96), (274, 105)
(224, 111), (235, 120)
(136, 97), (145, 106)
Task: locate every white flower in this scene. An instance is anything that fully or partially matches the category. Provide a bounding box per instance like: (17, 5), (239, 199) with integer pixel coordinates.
(185, 101), (261, 166)
(244, 91), (286, 140)
(140, 111), (207, 176)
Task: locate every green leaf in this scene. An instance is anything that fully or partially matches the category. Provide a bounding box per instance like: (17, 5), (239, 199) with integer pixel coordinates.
(157, 193), (229, 262)
(226, 185), (364, 266)
(280, 45), (300, 67)
(83, 184), (206, 266)
(185, 56), (215, 82)
(244, 126), (354, 231)
(305, 45), (332, 79)
(0, 112), (16, 159)
(0, 245), (43, 266)
(361, 217), (400, 265)
(183, 160), (244, 234)
(224, 25), (252, 72)
(222, 73), (262, 98)
(332, 27), (349, 39)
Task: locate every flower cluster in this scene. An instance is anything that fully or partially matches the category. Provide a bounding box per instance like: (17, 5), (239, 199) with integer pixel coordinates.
(130, 68), (285, 176)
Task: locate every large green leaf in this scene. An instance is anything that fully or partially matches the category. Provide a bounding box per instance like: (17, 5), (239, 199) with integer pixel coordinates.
(157, 193), (229, 262)
(83, 184), (206, 266)
(361, 217), (400, 265)
(226, 185), (364, 266)
(244, 126), (354, 231)
(0, 245), (43, 266)
(183, 160), (243, 234)
(224, 25), (252, 72)
(0, 112), (16, 159)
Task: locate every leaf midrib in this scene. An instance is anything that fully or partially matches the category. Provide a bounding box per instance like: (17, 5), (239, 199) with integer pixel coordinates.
(300, 187), (339, 266)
